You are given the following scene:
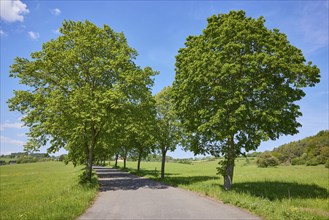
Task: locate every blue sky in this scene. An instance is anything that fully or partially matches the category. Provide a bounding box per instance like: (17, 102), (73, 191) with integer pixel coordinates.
(0, 1), (328, 158)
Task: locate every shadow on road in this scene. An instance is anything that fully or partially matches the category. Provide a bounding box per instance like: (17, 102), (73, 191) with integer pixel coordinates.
(93, 167), (169, 192)
(123, 167), (220, 187)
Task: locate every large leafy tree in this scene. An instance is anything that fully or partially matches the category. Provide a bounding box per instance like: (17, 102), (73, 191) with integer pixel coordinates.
(8, 20), (156, 181)
(154, 86), (181, 179)
(172, 11), (320, 190)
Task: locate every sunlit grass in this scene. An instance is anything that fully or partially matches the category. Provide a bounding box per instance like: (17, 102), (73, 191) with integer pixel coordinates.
(0, 161), (98, 220)
(115, 158), (329, 220)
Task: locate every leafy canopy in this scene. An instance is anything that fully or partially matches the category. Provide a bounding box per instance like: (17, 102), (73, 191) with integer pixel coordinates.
(154, 86), (181, 153)
(8, 20), (156, 166)
(172, 10), (320, 157)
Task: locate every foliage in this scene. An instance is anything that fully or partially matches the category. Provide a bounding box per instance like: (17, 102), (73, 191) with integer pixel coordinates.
(256, 152), (279, 167)
(117, 159), (329, 220)
(58, 154), (67, 161)
(271, 130), (329, 165)
(172, 10), (320, 190)
(291, 157), (307, 165)
(246, 152), (261, 157)
(16, 155), (38, 164)
(325, 159), (329, 168)
(143, 154), (175, 162)
(154, 86), (182, 178)
(78, 169), (98, 187)
(154, 86), (181, 153)
(0, 162), (97, 220)
(8, 20), (156, 181)
(0, 154), (53, 164)
(126, 90), (157, 171)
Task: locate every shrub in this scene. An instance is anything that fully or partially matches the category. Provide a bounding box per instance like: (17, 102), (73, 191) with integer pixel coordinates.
(291, 157), (306, 165)
(325, 159), (329, 168)
(305, 158), (319, 166)
(257, 153), (279, 168)
(176, 159), (193, 165)
(16, 155), (42, 164)
(58, 154), (67, 161)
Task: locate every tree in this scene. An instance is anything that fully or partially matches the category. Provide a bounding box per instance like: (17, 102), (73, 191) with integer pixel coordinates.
(124, 88), (156, 172)
(256, 152), (279, 167)
(117, 108), (155, 171)
(154, 86), (181, 179)
(8, 20), (156, 181)
(172, 11), (320, 190)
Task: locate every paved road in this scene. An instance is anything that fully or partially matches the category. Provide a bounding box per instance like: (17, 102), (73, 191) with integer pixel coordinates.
(78, 167), (260, 220)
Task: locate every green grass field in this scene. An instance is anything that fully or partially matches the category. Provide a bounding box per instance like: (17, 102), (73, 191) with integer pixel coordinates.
(0, 161), (97, 220)
(114, 158), (329, 220)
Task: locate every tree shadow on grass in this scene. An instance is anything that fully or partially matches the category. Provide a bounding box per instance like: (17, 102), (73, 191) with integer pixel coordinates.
(230, 181), (329, 201)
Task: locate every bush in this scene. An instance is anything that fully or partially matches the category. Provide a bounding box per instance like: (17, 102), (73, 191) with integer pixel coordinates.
(291, 157), (306, 165)
(17, 156), (38, 164)
(78, 170), (98, 187)
(305, 158), (319, 166)
(58, 154), (67, 161)
(257, 153), (279, 168)
(325, 159), (329, 168)
(176, 159), (193, 165)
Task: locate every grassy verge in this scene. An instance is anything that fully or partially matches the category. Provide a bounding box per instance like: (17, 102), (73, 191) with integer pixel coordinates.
(0, 161), (98, 220)
(114, 159), (329, 220)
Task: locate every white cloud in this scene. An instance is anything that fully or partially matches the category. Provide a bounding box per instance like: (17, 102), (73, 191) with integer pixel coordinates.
(0, 30), (7, 36)
(50, 8), (61, 16)
(52, 29), (60, 35)
(17, 133), (26, 137)
(28, 31), (40, 40)
(0, 136), (25, 146)
(0, 122), (24, 131)
(297, 2), (328, 53)
(0, 0), (29, 22)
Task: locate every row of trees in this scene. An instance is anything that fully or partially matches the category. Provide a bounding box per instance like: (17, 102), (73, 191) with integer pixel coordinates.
(8, 11), (320, 190)
(8, 20), (180, 181)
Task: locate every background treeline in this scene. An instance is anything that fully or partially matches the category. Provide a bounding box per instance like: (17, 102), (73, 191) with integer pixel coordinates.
(256, 130), (329, 167)
(0, 153), (54, 165)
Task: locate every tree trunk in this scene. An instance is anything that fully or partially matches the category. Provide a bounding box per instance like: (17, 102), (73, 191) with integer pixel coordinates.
(161, 148), (167, 179)
(86, 140), (95, 181)
(114, 153), (118, 167)
(137, 150), (142, 173)
(223, 158), (235, 190)
(86, 126), (96, 181)
(84, 124), (90, 179)
(223, 137), (235, 190)
(123, 156), (127, 169)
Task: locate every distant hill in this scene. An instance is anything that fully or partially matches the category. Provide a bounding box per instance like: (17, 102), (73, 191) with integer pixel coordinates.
(267, 130), (329, 166)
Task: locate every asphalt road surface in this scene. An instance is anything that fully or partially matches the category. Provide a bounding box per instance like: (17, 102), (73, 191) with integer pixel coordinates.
(78, 167), (260, 220)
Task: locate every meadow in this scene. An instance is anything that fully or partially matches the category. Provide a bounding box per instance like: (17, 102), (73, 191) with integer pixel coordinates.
(114, 158), (329, 220)
(0, 162), (97, 220)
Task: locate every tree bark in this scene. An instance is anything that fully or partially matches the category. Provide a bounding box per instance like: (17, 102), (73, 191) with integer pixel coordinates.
(84, 124), (90, 178)
(161, 148), (167, 179)
(223, 137), (235, 190)
(223, 158), (235, 190)
(137, 150), (142, 173)
(86, 125), (96, 181)
(114, 153), (118, 167)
